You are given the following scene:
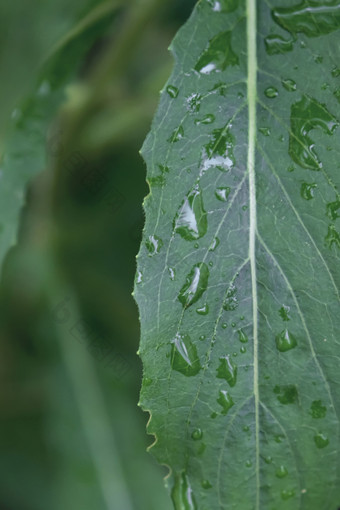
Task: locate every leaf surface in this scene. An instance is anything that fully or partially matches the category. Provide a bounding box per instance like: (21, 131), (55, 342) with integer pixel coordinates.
(135, 0), (340, 508)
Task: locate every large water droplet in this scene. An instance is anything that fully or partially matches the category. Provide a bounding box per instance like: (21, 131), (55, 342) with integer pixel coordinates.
(301, 182), (317, 200)
(238, 329), (248, 343)
(174, 185), (208, 240)
(217, 389), (234, 414)
(275, 329), (297, 352)
(208, 0), (238, 12)
(289, 95), (338, 170)
(178, 263), (209, 308)
(196, 303), (209, 315)
(215, 187), (231, 201)
(326, 199), (340, 220)
(217, 355), (237, 386)
(325, 224), (340, 249)
(195, 114), (215, 125)
(167, 85), (179, 98)
(279, 304), (290, 321)
(264, 86), (279, 98)
(171, 334), (202, 377)
(264, 34), (294, 55)
(186, 93), (202, 113)
(276, 466), (288, 478)
(203, 123), (235, 172)
(310, 400), (327, 419)
(209, 237), (220, 251)
(273, 384), (298, 405)
(195, 31), (239, 75)
(171, 473), (197, 510)
(223, 284), (238, 311)
(314, 432), (329, 449)
(282, 78), (297, 92)
(145, 235), (163, 256)
(191, 428), (203, 440)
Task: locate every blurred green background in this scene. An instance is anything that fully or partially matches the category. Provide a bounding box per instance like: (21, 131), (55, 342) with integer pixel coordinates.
(0, 1), (196, 509)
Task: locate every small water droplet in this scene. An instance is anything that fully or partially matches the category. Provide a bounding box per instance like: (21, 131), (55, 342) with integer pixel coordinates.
(275, 434), (285, 444)
(174, 184), (208, 241)
(265, 456), (272, 464)
(171, 473), (197, 510)
(136, 271), (143, 284)
(281, 489), (295, 501)
(332, 66), (340, 77)
(245, 460), (252, 468)
(259, 127), (271, 136)
(178, 263), (209, 308)
(217, 389), (234, 414)
(334, 87), (340, 103)
(168, 125), (184, 143)
(265, 86), (279, 98)
(199, 334), (206, 341)
(208, 0), (238, 12)
(195, 31), (239, 74)
(273, 384), (298, 405)
(238, 329), (248, 343)
(195, 114), (215, 125)
(276, 466), (288, 478)
(146, 235), (163, 256)
(282, 78), (297, 92)
(264, 34), (294, 55)
(186, 93), (201, 113)
(143, 377), (153, 386)
(223, 284), (238, 311)
(301, 182), (317, 200)
(167, 85), (179, 98)
(240, 346), (246, 354)
(191, 428), (203, 440)
(243, 425), (249, 432)
(196, 303), (209, 315)
(326, 199), (340, 220)
(276, 329), (297, 352)
(169, 267), (176, 280)
(209, 237), (220, 251)
(310, 400), (327, 419)
(201, 479), (212, 489)
(215, 187), (231, 201)
(217, 355), (237, 386)
(325, 224), (340, 249)
(203, 123), (235, 172)
(314, 432), (329, 449)
(171, 334), (202, 377)
(222, 323), (227, 329)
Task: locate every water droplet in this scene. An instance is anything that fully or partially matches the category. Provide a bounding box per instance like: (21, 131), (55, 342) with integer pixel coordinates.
(301, 182), (317, 200)
(334, 87), (340, 103)
(264, 456), (272, 464)
(289, 95), (338, 170)
(314, 432), (329, 449)
(325, 224), (340, 249)
(169, 267), (176, 280)
(245, 460), (252, 468)
(208, 0), (238, 12)
(168, 125), (184, 143)
(272, 2), (340, 38)
(240, 346), (246, 354)
(287, 164), (295, 172)
(215, 187), (231, 201)
(217, 389), (234, 414)
(217, 355), (237, 386)
(275, 434), (284, 444)
(279, 305), (291, 321)
(196, 303), (209, 315)
(136, 271), (143, 284)
(195, 114), (215, 125)
(195, 31), (239, 74)
(191, 428), (203, 440)
(178, 263), (209, 308)
(223, 284), (238, 311)
(275, 329), (297, 352)
(199, 334), (206, 341)
(332, 66), (340, 78)
(174, 185), (208, 240)
(167, 85), (179, 98)
(186, 93), (202, 113)
(171, 473), (197, 510)
(171, 334), (202, 377)
(265, 86), (279, 98)
(273, 384), (298, 405)
(281, 489), (295, 501)
(203, 124), (235, 172)
(238, 329), (248, 343)
(222, 323), (227, 329)
(276, 466), (288, 478)
(326, 199), (340, 220)
(201, 479), (212, 489)
(209, 237), (220, 251)
(259, 127), (271, 136)
(282, 78), (297, 92)
(146, 235), (163, 256)
(143, 377), (153, 386)
(310, 400), (327, 419)
(264, 34), (294, 55)
(243, 425), (249, 432)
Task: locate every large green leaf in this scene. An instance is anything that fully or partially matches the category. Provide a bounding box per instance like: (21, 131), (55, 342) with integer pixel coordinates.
(135, 0), (340, 508)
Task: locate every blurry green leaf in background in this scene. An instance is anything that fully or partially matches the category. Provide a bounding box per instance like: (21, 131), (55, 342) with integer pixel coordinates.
(0, 1), (196, 509)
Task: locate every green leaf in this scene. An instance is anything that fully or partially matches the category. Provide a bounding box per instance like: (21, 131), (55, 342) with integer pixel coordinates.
(135, 0), (340, 508)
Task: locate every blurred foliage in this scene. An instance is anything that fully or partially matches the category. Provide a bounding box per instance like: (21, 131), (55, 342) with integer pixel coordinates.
(0, 1), (196, 509)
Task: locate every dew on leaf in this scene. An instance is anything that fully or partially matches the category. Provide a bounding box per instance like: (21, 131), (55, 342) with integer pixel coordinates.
(259, 127), (271, 136)
(245, 460), (252, 468)
(195, 114), (215, 125)
(203, 123), (235, 172)
(276, 466), (288, 478)
(333, 88), (340, 103)
(223, 284), (238, 311)
(209, 237), (220, 251)
(275, 434), (285, 444)
(273, 384), (298, 405)
(167, 85), (179, 98)
(281, 489), (295, 501)
(325, 224), (340, 249)
(238, 329), (248, 343)
(289, 95), (338, 170)
(265, 456), (272, 464)
(264, 34), (294, 55)
(240, 346), (246, 354)
(326, 199), (340, 220)
(279, 304), (290, 321)
(282, 78), (297, 92)
(195, 30), (239, 74)
(191, 428), (203, 440)
(301, 182), (317, 200)
(171, 334), (202, 377)
(222, 323), (227, 329)
(201, 479), (212, 489)
(145, 235), (163, 256)
(199, 335), (206, 341)
(314, 432), (329, 449)
(310, 400), (327, 419)
(148, 174), (166, 187)
(136, 271), (143, 284)
(169, 267), (176, 280)
(168, 125), (184, 143)
(276, 329), (297, 352)
(217, 389), (235, 414)
(243, 425), (249, 432)
(178, 263), (209, 308)
(231, 322), (236, 328)
(174, 184), (208, 240)
(196, 303), (209, 315)
(187, 93), (202, 113)
(208, 0), (238, 12)
(332, 66), (340, 77)
(171, 473), (197, 510)
(217, 355), (237, 386)
(215, 186), (231, 201)
(264, 86), (279, 98)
